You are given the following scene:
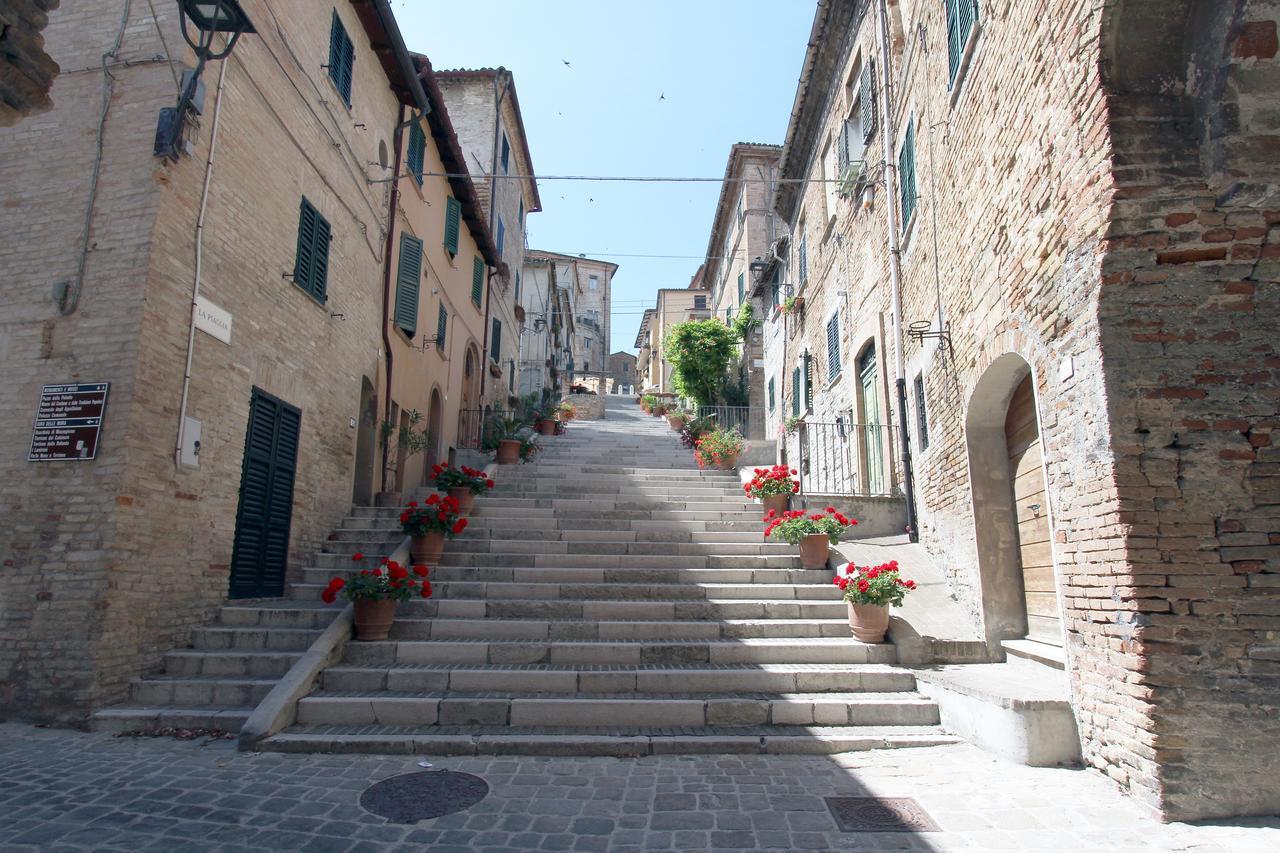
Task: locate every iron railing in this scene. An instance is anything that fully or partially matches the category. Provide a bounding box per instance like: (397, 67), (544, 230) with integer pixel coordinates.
(696, 406), (766, 440)
(793, 420), (896, 496)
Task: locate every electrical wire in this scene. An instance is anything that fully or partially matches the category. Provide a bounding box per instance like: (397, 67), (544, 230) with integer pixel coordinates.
(144, 0), (182, 91)
(369, 170), (871, 186)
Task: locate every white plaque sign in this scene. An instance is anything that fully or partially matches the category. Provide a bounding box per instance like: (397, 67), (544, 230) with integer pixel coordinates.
(195, 296), (232, 344)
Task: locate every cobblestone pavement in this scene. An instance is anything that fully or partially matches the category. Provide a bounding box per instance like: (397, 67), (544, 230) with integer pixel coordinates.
(0, 724), (1276, 852)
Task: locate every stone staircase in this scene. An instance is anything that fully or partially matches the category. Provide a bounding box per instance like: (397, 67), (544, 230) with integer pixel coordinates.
(258, 397), (955, 755)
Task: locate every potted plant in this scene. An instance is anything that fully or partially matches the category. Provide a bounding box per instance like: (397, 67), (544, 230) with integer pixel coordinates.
(652, 398), (668, 417)
(484, 412), (527, 465)
(679, 415), (717, 450)
(430, 463), (494, 514)
(667, 408), (692, 432)
(374, 410), (429, 506)
(744, 464), (800, 516)
(556, 401), (577, 424)
(641, 394), (657, 414)
(535, 401), (558, 436)
(518, 435), (540, 463)
(321, 554), (432, 641)
(781, 295), (804, 315)
(400, 494), (469, 564)
(763, 506), (857, 569)
(693, 427), (745, 470)
(833, 560), (916, 643)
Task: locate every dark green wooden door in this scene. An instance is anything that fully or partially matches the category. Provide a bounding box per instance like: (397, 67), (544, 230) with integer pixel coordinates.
(229, 389), (301, 599)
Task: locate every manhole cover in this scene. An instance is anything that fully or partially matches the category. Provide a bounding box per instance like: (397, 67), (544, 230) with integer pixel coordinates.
(825, 796), (940, 832)
(359, 771), (489, 823)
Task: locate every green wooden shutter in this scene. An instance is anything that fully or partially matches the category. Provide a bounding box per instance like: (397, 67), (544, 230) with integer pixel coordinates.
(408, 120), (425, 185)
(229, 389), (300, 599)
(768, 377), (776, 411)
(436, 304), (448, 350)
(490, 318), (502, 362)
(508, 359), (515, 392)
(444, 197), (461, 255)
(914, 373), (930, 451)
(860, 60), (877, 142)
(838, 120), (851, 174)
(471, 256), (485, 307)
(514, 270), (522, 302)
(803, 349), (813, 411)
(826, 314), (841, 381)
(899, 120), (918, 232)
(737, 272), (745, 306)
(294, 197), (330, 303)
(791, 367), (801, 416)
(394, 233), (422, 337)
(798, 237), (808, 285)
(497, 218), (505, 256)
(945, 0), (978, 86)
(328, 11), (353, 105)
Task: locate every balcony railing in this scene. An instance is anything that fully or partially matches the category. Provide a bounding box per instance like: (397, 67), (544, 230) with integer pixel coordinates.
(696, 406), (765, 440)
(790, 420), (896, 496)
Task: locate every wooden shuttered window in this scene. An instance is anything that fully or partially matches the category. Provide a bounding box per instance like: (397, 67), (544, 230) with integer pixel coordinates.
(945, 0), (979, 87)
(293, 197), (331, 303)
(471, 256), (485, 307)
(394, 233), (422, 337)
(914, 373), (930, 451)
(768, 377), (776, 411)
(791, 367), (801, 417)
(436, 304), (448, 351)
(443, 197), (461, 255)
(407, 119), (425, 185)
(798, 236), (808, 285)
(899, 119), (919, 233)
(490, 318), (502, 363)
(497, 218), (505, 256)
(803, 349), (814, 411)
(737, 273), (745, 306)
(860, 60), (877, 142)
(328, 11), (354, 105)
(826, 313), (841, 381)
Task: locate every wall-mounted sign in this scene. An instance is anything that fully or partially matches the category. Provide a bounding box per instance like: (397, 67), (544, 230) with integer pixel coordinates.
(195, 295), (232, 344)
(28, 382), (110, 461)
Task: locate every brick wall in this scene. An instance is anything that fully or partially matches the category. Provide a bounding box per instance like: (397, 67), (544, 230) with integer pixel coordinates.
(0, 0), (61, 126)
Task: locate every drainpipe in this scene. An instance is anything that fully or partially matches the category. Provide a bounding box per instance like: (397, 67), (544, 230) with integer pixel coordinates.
(876, 0), (919, 541)
(174, 55), (230, 470)
(378, 103), (406, 493)
(480, 69), (512, 403)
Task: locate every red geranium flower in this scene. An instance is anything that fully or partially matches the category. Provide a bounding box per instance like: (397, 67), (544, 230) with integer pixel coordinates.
(451, 519), (468, 535)
(351, 552), (364, 562)
(413, 564), (429, 577)
(420, 581), (433, 598)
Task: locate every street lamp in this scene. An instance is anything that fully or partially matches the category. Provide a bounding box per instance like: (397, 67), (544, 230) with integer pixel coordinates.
(155, 0), (255, 160)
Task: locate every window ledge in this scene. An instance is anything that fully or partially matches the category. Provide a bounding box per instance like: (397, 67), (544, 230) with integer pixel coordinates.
(825, 371), (843, 390)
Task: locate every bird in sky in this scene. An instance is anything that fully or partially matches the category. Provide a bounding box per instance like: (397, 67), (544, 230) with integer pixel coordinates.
(562, 60), (572, 68)
(659, 93), (666, 101)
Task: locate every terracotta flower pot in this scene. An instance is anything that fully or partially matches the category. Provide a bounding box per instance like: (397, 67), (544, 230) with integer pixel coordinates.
(353, 598), (396, 641)
(798, 533), (830, 569)
(537, 418), (556, 436)
(496, 438), (521, 464)
(667, 415), (686, 432)
(411, 531), (444, 564)
(761, 494), (790, 516)
(847, 601), (890, 643)
(715, 454), (738, 471)
(447, 486), (475, 515)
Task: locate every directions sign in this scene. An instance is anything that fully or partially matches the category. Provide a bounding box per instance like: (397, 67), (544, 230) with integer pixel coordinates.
(28, 382), (110, 461)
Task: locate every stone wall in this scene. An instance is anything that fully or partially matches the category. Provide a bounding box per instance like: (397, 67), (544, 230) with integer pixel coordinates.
(563, 393), (604, 421)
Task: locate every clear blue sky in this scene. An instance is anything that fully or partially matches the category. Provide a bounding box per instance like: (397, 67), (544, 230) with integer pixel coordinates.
(393, 1), (814, 354)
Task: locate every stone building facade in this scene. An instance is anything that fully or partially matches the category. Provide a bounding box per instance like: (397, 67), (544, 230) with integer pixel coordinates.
(607, 351), (637, 394)
(524, 251), (617, 392)
(434, 68), (542, 409)
(0, 0), (451, 721)
(760, 0), (1279, 820)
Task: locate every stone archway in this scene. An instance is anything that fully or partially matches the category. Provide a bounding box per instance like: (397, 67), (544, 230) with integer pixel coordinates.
(965, 353), (1060, 647)
(426, 387), (444, 471)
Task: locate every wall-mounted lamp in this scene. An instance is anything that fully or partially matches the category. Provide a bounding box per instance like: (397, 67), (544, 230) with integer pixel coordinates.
(154, 0), (256, 160)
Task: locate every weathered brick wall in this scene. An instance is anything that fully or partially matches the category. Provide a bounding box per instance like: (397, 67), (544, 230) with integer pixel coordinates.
(0, 0), (61, 126)
(0, 0), (401, 719)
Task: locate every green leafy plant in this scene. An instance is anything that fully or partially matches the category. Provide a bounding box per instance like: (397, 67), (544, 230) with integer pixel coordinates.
(679, 415), (717, 449)
(834, 561), (916, 607)
(784, 415), (805, 434)
(731, 302), (756, 341)
(763, 507), (856, 546)
(781, 296), (802, 315)
(556, 401), (577, 422)
(322, 555), (431, 603)
(693, 427), (745, 469)
(661, 319), (740, 406)
(519, 435), (540, 462)
(431, 464), (494, 495)
(481, 411), (527, 450)
(641, 394), (658, 412)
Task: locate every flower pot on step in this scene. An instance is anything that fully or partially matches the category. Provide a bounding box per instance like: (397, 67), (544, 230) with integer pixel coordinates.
(536, 417), (556, 436)
(761, 494), (790, 516)
(373, 490), (401, 507)
(667, 415), (686, 432)
(496, 439), (521, 464)
(554, 420), (566, 435)
(447, 486), (475, 515)
(848, 602), (890, 643)
(411, 531), (445, 564)
(798, 533), (830, 569)
(353, 598), (397, 641)
(715, 453), (738, 471)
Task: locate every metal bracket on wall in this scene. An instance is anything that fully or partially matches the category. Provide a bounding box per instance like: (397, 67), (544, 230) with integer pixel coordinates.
(907, 320), (952, 354)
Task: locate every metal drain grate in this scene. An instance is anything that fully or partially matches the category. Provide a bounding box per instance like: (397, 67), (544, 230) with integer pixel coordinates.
(359, 770), (489, 824)
(824, 796), (940, 832)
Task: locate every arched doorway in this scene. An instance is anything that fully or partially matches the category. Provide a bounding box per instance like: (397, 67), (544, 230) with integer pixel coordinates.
(426, 387), (444, 471)
(965, 353), (1061, 647)
(459, 343), (481, 447)
(351, 376), (377, 506)
(856, 343), (886, 494)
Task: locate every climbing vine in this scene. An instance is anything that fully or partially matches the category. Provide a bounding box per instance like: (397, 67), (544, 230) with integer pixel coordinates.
(661, 319), (740, 406)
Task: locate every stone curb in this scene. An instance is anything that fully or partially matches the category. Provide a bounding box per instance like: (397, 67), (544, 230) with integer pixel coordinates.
(238, 534), (411, 751)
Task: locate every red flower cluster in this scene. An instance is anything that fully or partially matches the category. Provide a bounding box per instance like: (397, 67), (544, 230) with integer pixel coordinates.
(400, 495), (468, 537)
(763, 506), (857, 546)
(833, 560), (916, 607)
(431, 464), (496, 494)
(321, 554), (433, 603)
(743, 465), (800, 499)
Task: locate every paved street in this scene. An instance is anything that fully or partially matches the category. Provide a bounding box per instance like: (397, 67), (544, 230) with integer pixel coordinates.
(0, 724), (1275, 852)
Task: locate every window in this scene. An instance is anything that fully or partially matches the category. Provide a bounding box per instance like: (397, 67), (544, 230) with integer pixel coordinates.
(791, 367), (801, 417)
(914, 373), (930, 450)
(496, 218), (506, 257)
(826, 313), (841, 381)
(435, 304), (447, 350)
(514, 271), (521, 303)
(768, 377), (776, 411)
(327, 10), (354, 105)
(508, 359), (515, 392)
(694, 295), (707, 310)
(293, 197), (331, 303)
(407, 118), (425, 185)
(798, 234), (808, 286)
(802, 349), (813, 411)
(899, 119), (918, 233)
(471, 256), (485, 307)
(501, 132), (510, 173)
(589, 275), (599, 291)
(735, 192), (744, 224)
(518, 199), (524, 228)
(944, 0), (980, 88)
(838, 60), (875, 185)
(443, 197), (461, 256)
(584, 337), (592, 350)
(490, 318), (502, 362)
(737, 273), (745, 306)
(394, 233), (422, 337)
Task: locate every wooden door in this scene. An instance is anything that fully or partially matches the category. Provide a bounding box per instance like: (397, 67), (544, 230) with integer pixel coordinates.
(859, 346), (886, 494)
(1004, 375), (1059, 644)
(229, 389), (301, 599)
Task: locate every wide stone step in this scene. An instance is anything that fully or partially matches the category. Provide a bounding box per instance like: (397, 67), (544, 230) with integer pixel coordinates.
(217, 604), (340, 629)
(292, 580), (839, 602)
(388, 617), (857, 641)
(320, 663), (916, 695)
(129, 676), (279, 706)
(296, 691), (938, 728)
(433, 553), (802, 569)
(162, 649), (302, 678)
(442, 539), (793, 556)
(388, 597), (851, 621)
(89, 705), (252, 735)
(190, 626), (322, 651)
(339, 637), (893, 667)
(304, 566), (828, 586)
(260, 725), (957, 756)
